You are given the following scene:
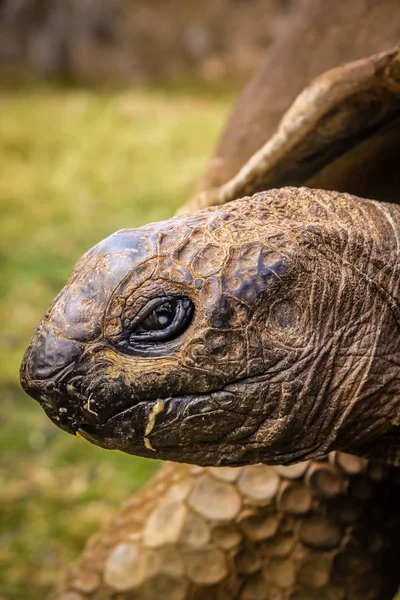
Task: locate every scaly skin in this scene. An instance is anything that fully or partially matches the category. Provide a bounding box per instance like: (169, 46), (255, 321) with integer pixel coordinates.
(21, 188), (400, 466)
(52, 454), (400, 600)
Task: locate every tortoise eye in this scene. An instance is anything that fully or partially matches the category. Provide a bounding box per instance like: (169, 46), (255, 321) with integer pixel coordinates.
(128, 296), (194, 344)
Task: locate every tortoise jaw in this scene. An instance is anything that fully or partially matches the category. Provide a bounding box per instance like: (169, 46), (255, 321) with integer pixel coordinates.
(75, 393), (317, 467)
(20, 365), (86, 436)
(74, 378), (299, 466)
(20, 342), (95, 436)
(20, 314), (87, 432)
(76, 389), (241, 455)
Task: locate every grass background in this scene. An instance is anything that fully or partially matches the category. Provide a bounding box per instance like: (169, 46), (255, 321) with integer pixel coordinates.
(0, 82), (235, 599)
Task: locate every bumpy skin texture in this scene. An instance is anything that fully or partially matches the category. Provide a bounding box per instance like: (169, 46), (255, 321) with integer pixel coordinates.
(52, 454), (400, 600)
(21, 188), (400, 466)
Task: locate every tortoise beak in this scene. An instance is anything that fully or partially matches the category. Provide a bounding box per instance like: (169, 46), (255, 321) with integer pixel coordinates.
(21, 321), (83, 382)
(20, 321), (84, 434)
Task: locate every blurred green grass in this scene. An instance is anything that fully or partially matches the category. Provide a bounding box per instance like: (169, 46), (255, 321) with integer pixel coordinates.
(0, 82), (234, 599)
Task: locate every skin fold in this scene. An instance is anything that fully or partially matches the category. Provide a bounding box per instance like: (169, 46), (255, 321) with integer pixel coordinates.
(20, 188), (400, 467)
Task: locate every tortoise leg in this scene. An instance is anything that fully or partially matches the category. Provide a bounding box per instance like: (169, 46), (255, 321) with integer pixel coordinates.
(51, 453), (400, 600)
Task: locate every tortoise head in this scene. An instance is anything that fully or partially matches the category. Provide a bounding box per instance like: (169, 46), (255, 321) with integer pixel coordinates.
(21, 188), (400, 466)
(20, 45), (400, 466)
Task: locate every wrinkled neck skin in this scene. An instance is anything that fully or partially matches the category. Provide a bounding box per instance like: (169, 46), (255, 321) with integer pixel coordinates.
(280, 196), (400, 465)
(20, 188), (400, 467)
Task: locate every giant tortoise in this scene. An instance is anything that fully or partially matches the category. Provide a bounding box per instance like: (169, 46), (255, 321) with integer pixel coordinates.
(20, 0), (400, 598)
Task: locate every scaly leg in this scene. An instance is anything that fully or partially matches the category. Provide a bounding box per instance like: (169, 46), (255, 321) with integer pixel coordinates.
(52, 453), (400, 600)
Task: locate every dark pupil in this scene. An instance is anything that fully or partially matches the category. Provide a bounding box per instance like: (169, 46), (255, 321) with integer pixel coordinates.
(141, 302), (175, 331)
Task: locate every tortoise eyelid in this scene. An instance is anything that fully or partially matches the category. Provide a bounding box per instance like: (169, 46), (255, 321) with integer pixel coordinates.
(127, 296), (194, 344)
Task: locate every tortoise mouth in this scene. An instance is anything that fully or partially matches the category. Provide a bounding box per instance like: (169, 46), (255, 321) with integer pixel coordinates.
(79, 386), (240, 437)
(73, 369), (280, 460)
(76, 388), (329, 467)
(76, 389), (244, 460)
